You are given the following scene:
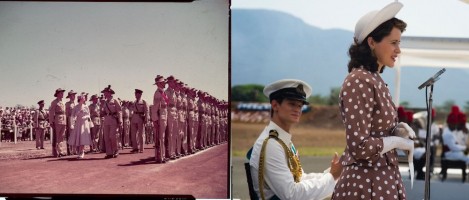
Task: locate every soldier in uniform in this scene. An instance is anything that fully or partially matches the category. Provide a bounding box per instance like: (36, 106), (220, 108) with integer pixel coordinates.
(101, 85), (122, 158)
(130, 89), (149, 153)
(151, 75), (168, 163)
(88, 95), (101, 152)
(121, 101), (131, 147)
(187, 88), (197, 154)
(174, 79), (184, 157)
(192, 89), (199, 153)
(34, 100), (48, 149)
(213, 99), (220, 145)
(248, 79), (341, 199)
(178, 81), (187, 157)
(165, 76), (178, 159)
(49, 88), (67, 157)
(221, 101), (228, 143)
(196, 90), (206, 150)
(65, 90), (77, 155)
(98, 94), (106, 152)
(205, 94), (212, 148)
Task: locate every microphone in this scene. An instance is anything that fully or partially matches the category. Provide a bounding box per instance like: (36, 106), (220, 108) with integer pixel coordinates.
(418, 68), (446, 90)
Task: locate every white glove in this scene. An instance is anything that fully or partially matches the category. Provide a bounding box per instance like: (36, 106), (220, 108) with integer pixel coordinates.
(392, 122), (416, 139)
(381, 136), (414, 155)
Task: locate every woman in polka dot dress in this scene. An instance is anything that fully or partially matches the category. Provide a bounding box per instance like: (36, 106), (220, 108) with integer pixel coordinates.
(332, 2), (415, 200)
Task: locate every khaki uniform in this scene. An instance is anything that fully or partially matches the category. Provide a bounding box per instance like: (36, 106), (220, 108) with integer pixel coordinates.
(98, 99), (106, 152)
(152, 88), (168, 162)
(130, 99), (148, 152)
(34, 108), (48, 149)
(166, 88), (178, 159)
(49, 99), (67, 156)
(101, 98), (122, 156)
(187, 95), (196, 153)
(89, 103), (101, 151)
(122, 106), (130, 147)
(205, 102), (212, 147)
(196, 98), (206, 149)
(213, 106), (219, 145)
(65, 101), (75, 154)
(193, 98), (199, 151)
(176, 91), (184, 156)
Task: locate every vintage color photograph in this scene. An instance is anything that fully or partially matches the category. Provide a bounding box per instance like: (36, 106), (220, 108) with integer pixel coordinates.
(0, 0), (229, 198)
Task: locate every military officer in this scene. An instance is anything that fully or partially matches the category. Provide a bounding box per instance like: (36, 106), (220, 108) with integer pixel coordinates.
(165, 76), (178, 159)
(249, 79), (341, 199)
(213, 99), (220, 145)
(205, 94), (212, 148)
(187, 88), (197, 154)
(101, 85), (122, 158)
(89, 95), (101, 152)
(122, 101), (131, 147)
(196, 90), (206, 150)
(98, 94), (106, 152)
(49, 88), (67, 157)
(34, 100), (48, 149)
(152, 75), (168, 163)
(178, 81), (188, 156)
(192, 89), (200, 152)
(65, 90), (77, 155)
(130, 89), (149, 153)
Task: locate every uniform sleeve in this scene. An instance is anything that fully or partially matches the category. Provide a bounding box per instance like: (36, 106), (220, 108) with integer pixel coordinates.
(151, 92), (160, 121)
(48, 103), (55, 124)
(144, 100), (149, 122)
(33, 112), (38, 128)
(263, 141), (336, 200)
(340, 75), (383, 163)
(115, 99), (123, 123)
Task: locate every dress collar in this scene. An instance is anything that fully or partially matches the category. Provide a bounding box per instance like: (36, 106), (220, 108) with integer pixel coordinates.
(267, 121), (292, 145)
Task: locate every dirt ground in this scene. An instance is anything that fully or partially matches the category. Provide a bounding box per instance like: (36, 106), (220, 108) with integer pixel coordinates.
(0, 141), (229, 199)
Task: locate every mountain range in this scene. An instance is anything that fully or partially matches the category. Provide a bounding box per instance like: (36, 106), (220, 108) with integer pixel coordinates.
(231, 9), (469, 108)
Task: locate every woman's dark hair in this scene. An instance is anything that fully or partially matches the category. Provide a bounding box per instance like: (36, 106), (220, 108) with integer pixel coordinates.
(347, 17), (407, 73)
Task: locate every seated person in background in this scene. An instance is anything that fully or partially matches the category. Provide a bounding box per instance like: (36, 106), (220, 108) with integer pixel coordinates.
(454, 112), (468, 147)
(442, 111), (469, 164)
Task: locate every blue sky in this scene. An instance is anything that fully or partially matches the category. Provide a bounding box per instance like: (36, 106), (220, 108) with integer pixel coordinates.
(231, 0), (469, 108)
(232, 0), (469, 38)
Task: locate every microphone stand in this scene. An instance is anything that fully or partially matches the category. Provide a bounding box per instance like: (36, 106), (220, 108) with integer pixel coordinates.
(424, 85), (433, 200)
(418, 68), (445, 200)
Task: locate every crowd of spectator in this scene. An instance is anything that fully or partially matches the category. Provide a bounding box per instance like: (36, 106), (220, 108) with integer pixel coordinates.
(0, 106), (47, 142)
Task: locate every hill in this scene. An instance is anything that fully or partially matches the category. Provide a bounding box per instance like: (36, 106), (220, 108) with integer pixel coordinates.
(232, 8), (469, 108)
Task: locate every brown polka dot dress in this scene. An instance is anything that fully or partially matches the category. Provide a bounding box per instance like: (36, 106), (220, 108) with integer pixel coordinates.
(332, 68), (406, 200)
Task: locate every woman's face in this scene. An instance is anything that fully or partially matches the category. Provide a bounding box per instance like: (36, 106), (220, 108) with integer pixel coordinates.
(370, 27), (402, 68)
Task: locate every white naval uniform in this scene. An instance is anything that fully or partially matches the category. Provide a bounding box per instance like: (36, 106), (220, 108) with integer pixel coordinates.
(249, 121), (336, 200)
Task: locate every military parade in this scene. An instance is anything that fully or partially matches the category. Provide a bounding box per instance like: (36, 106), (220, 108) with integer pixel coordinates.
(0, 75), (228, 163)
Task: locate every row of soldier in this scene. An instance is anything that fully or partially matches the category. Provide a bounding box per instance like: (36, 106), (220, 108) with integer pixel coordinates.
(35, 75), (228, 162)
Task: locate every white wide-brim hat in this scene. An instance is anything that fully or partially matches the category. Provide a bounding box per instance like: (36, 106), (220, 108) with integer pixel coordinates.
(263, 79), (312, 105)
(354, 1), (403, 44)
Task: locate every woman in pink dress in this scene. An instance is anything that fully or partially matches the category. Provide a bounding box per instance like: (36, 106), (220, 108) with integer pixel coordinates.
(68, 94), (92, 159)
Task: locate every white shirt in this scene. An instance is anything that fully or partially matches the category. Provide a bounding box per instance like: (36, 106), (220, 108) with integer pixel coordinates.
(249, 121), (336, 200)
(442, 127), (469, 163)
(452, 130), (468, 147)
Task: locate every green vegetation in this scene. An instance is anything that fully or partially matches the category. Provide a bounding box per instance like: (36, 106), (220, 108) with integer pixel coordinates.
(231, 84), (269, 102)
